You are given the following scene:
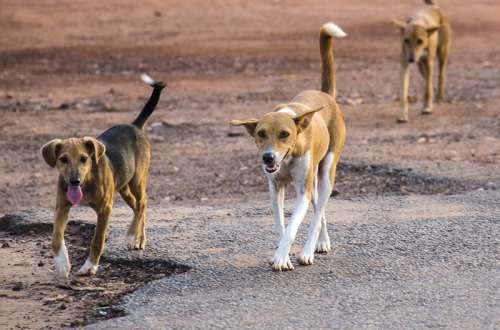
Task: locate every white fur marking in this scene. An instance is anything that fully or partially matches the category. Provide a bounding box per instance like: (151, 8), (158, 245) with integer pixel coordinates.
(140, 73), (156, 86)
(54, 243), (71, 278)
(299, 152), (334, 264)
(77, 257), (98, 275)
(278, 107), (297, 117)
(322, 22), (347, 38)
(272, 151), (311, 270)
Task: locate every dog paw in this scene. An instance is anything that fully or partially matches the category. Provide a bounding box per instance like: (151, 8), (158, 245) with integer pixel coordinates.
(315, 239), (331, 253)
(76, 258), (98, 276)
(271, 253), (294, 271)
(422, 107), (433, 115)
(54, 246), (71, 278)
(297, 252), (314, 266)
(126, 235), (146, 250)
(396, 117), (408, 124)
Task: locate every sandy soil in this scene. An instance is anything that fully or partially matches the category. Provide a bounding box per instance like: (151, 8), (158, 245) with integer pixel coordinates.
(0, 0), (499, 328)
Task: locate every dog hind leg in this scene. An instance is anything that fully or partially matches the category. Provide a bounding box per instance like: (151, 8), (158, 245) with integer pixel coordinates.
(298, 153), (334, 265)
(437, 27), (451, 103)
(127, 176), (148, 250)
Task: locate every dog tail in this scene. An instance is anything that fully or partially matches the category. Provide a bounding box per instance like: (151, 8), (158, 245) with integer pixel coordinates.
(319, 22), (347, 99)
(132, 73), (167, 129)
(424, 0), (435, 5)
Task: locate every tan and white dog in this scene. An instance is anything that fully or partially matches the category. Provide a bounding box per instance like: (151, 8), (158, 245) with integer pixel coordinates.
(393, 0), (452, 123)
(231, 22), (347, 271)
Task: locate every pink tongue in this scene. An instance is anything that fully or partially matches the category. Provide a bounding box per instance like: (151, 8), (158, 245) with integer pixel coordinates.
(67, 185), (83, 205)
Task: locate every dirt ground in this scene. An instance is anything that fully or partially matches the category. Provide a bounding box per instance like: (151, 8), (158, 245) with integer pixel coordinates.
(0, 0), (499, 328)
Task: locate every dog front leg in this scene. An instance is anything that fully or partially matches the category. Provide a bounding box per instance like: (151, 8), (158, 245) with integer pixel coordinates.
(52, 203), (71, 278)
(268, 178), (285, 238)
(422, 55), (435, 114)
(398, 63), (410, 123)
(77, 203), (112, 276)
(272, 192), (310, 271)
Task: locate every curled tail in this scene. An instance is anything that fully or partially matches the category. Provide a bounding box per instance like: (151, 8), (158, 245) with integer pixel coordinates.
(319, 22), (347, 99)
(132, 73), (167, 129)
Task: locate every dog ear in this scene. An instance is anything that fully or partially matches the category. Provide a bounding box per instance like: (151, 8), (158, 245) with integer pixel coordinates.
(427, 26), (440, 35)
(230, 119), (259, 136)
(294, 106), (325, 133)
(41, 139), (63, 168)
(82, 137), (106, 164)
(392, 19), (407, 32)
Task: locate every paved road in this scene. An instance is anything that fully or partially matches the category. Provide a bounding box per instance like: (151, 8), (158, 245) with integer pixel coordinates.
(85, 190), (499, 329)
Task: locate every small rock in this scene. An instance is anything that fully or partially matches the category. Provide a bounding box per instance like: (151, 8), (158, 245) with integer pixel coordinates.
(97, 309), (108, 316)
(38, 261), (44, 267)
(57, 102), (71, 110)
(417, 137), (427, 144)
(12, 282), (23, 291)
(1, 242), (10, 248)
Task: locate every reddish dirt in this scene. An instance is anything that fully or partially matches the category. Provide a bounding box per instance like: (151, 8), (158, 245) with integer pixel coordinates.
(0, 0), (499, 328)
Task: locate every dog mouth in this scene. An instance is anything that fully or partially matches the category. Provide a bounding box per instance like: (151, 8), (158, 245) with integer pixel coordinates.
(66, 184), (83, 205)
(264, 163), (281, 174)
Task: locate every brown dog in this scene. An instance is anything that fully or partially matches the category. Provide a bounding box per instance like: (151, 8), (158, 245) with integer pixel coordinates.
(231, 22), (346, 271)
(392, 0), (452, 123)
(41, 74), (165, 278)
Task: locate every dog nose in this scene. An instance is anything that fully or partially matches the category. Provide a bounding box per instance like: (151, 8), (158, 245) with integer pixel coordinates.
(69, 177), (81, 186)
(408, 57), (415, 63)
(262, 152), (275, 165)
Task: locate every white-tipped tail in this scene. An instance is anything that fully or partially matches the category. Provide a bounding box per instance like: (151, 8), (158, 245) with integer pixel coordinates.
(140, 73), (156, 86)
(322, 22), (347, 38)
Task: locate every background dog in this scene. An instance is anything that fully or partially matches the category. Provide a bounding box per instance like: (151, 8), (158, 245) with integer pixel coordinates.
(392, 0), (452, 123)
(231, 22), (347, 271)
(41, 74), (166, 278)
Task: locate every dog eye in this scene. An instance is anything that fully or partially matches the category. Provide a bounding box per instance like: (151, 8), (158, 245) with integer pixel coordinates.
(59, 156), (68, 164)
(279, 131), (290, 139)
(417, 39), (423, 45)
(404, 38), (411, 44)
(80, 156), (88, 163)
(257, 130), (267, 138)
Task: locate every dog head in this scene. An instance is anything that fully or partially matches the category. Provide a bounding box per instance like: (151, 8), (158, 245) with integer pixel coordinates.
(41, 137), (105, 205)
(230, 104), (323, 174)
(392, 20), (439, 63)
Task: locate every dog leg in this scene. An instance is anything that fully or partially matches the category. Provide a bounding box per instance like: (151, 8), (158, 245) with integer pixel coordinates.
(272, 153), (313, 271)
(398, 64), (410, 123)
(120, 185), (142, 250)
(298, 154), (333, 265)
(125, 178), (148, 250)
(316, 211), (331, 253)
(268, 178), (285, 238)
(272, 192), (310, 271)
(437, 43), (450, 104)
(422, 50), (436, 114)
(77, 204), (112, 276)
(52, 204), (71, 278)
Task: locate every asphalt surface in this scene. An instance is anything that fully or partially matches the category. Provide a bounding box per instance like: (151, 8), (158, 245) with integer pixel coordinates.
(82, 189), (500, 329)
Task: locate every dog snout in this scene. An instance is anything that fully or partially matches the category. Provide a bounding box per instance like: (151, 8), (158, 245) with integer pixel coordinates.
(408, 56), (415, 63)
(69, 177), (81, 186)
(262, 152), (275, 165)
